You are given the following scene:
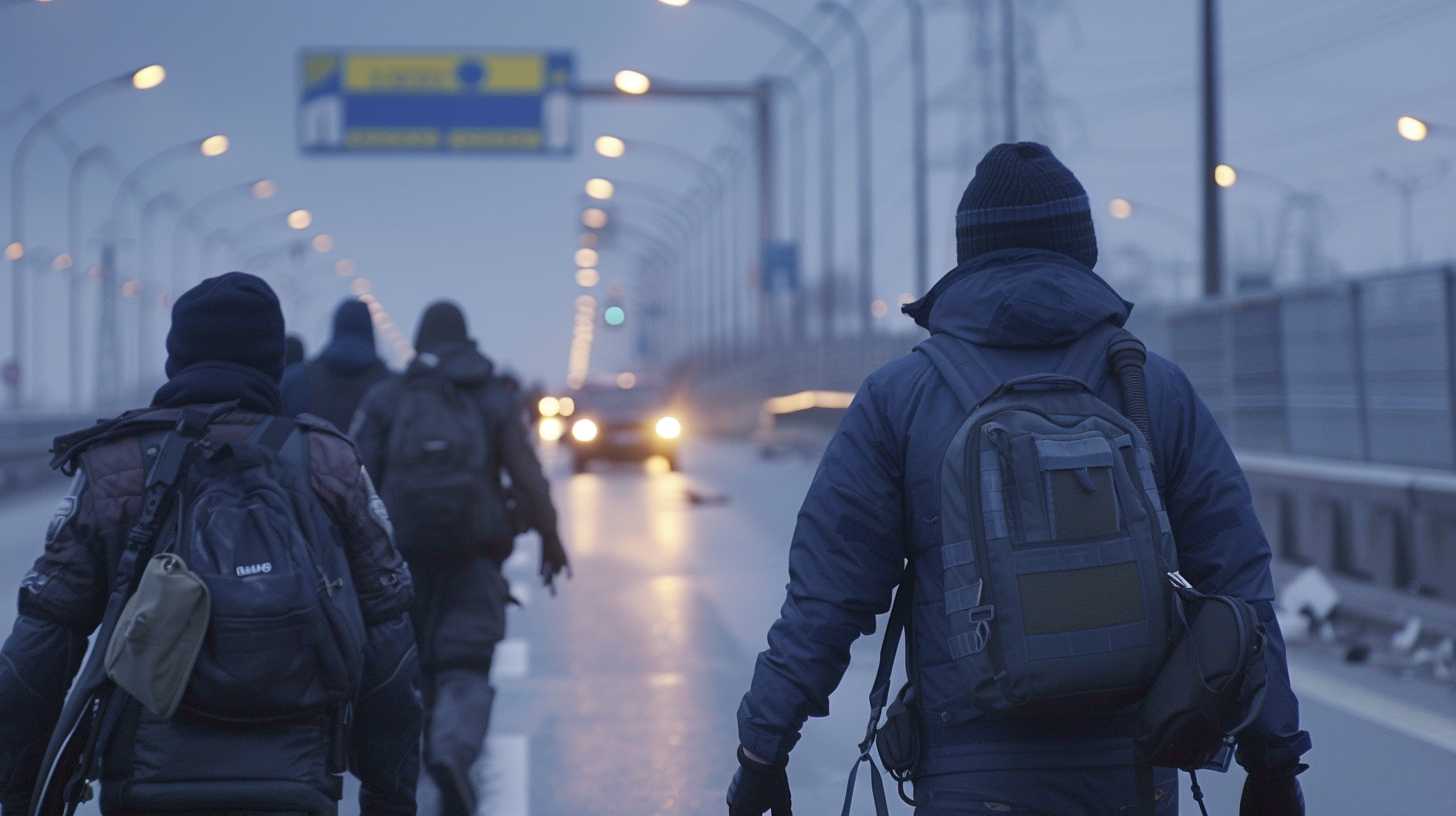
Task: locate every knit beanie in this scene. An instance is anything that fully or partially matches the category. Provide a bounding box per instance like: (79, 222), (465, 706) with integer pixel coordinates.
(414, 300), (469, 353)
(955, 142), (1098, 269)
(164, 271), (286, 381)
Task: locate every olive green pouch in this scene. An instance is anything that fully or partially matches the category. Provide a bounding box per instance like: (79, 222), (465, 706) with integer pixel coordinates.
(104, 553), (212, 718)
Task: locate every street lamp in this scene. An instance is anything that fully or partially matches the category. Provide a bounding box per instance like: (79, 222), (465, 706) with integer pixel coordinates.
(311, 233), (334, 253)
(594, 135), (626, 158)
(585, 177), (616, 200)
(582, 207), (609, 230)
(1213, 163), (1238, 188)
(614, 70), (652, 95)
(1397, 115), (1429, 143)
(105, 134), (230, 395)
(1108, 197), (1134, 220)
(288, 209), (313, 230)
(173, 178), (279, 293)
(7, 64), (167, 407)
(659, 0), (840, 341)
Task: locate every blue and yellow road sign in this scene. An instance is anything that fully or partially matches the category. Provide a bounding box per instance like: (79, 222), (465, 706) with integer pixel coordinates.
(299, 50), (576, 155)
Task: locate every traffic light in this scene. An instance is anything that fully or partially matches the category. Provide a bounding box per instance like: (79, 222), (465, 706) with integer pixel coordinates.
(603, 304), (626, 327)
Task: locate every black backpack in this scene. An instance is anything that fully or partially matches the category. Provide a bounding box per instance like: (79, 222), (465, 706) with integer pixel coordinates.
(33, 408), (367, 815)
(381, 368), (511, 561)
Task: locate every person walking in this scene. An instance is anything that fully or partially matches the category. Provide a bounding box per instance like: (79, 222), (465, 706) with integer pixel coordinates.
(0, 272), (422, 816)
(352, 300), (570, 816)
(727, 144), (1310, 816)
(283, 299), (391, 430)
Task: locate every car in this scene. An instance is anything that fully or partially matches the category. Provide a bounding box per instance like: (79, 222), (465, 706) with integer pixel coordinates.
(565, 384), (683, 473)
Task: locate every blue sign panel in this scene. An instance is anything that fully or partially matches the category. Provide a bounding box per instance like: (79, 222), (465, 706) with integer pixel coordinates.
(761, 242), (800, 293)
(299, 50), (575, 154)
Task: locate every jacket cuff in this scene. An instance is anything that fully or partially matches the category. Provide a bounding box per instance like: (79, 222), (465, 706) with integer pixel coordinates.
(737, 699), (800, 765)
(1237, 729), (1312, 774)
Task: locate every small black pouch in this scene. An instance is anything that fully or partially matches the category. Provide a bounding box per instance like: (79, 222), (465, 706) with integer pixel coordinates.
(1134, 575), (1269, 770)
(875, 683), (921, 777)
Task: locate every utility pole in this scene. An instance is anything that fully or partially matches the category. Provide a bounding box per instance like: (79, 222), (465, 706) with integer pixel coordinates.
(906, 0), (930, 296)
(1200, 0), (1223, 297)
(1002, 0), (1017, 142)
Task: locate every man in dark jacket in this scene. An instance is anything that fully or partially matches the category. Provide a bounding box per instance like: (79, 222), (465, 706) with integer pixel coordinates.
(351, 300), (570, 816)
(0, 272), (422, 815)
(728, 144), (1310, 815)
(283, 299), (391, 429)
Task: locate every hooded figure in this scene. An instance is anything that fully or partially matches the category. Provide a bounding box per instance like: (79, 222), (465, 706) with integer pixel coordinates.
(281, 298), (391, 429)
(1, 272), (422, 816)
(728, 145), (1310, 816)
(352, 300), (570, 816)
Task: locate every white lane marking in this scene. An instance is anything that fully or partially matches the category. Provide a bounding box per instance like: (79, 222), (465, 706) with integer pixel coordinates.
(510, 579), (531, 606)
(492, 639), (529, 681)
(1291, 659), (1456, 754)
(476, 734), (529, 816)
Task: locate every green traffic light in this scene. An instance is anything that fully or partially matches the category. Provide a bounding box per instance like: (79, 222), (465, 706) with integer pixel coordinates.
(604, 305), (626, 326)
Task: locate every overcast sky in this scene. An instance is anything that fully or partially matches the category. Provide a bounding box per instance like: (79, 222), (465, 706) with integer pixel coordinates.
(3, 0), (1453, 408)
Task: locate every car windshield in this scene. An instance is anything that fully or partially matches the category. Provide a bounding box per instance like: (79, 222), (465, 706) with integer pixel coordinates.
(573, 386), (670, 421)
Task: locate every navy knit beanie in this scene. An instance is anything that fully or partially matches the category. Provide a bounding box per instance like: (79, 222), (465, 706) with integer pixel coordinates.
(956, 142), (1098, 269)
(164, 271), (287, 381)
(414, 300), (469, 353)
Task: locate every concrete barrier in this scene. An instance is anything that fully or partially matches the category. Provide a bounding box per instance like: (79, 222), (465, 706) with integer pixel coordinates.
(1241, 451), (1456, 602)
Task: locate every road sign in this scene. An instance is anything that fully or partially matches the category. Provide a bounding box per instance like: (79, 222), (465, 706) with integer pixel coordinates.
(299, 50), (576, 155)
(761, 242), (800, 293)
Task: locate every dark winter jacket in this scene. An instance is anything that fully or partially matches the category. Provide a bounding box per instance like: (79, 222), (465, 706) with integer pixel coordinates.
(282, 301), (391, 430)
(737, 249), (1310, 781)
(0, 383), (421, 815)
(351, 340), (560, 558)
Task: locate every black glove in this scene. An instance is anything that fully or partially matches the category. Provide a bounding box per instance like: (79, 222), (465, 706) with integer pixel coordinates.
(539, 533), (571, 594)
(1240, 764), (1307, 816)
(727, 746), (791, 816)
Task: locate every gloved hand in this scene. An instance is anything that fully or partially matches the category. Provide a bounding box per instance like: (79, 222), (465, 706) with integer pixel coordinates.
(539, 533), (571, 595)
(1239, 764), (1307, 815)
(727, 746), (791, 816)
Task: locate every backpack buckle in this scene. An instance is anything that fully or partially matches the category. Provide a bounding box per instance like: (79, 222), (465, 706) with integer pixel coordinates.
(967, 605), (996, 654)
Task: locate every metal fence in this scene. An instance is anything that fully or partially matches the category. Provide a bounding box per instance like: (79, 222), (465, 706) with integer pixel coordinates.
(1134, 263), (1456, 470)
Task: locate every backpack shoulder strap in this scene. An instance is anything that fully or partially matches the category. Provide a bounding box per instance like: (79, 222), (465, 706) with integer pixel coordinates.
(914, 334), (1002, 413)
(841, 566), (914, 816)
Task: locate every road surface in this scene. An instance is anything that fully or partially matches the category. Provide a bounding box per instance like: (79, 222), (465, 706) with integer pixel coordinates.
(1, 438), (1452, 814)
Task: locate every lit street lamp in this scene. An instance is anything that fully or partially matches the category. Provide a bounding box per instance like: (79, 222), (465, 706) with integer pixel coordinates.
(585, 177), (616, 200)
(614, 70), (652, 95)
(1213, 163), (1238, 188)
(7, 64), (166, 408)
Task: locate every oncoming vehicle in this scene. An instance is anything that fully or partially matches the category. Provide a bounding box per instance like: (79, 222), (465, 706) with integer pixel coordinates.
(566, 384), (683, 472)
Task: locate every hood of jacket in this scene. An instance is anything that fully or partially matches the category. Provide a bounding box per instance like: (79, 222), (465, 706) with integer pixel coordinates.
(407, 340), (494, 387)
(318, 300), (381, 375)
(902, 248), (1132, 348)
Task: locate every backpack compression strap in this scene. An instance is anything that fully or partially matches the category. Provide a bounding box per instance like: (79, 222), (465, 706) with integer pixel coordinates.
(841, 569), (914, 816)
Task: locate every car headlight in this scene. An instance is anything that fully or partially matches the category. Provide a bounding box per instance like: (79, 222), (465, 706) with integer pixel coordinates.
(571, 418), (599, 443)
(655, 415), (682, 440)
(538, 416), (564, 442)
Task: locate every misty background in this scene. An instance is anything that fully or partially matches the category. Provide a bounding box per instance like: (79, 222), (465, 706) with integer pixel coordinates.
(3, 0), (1453, 409)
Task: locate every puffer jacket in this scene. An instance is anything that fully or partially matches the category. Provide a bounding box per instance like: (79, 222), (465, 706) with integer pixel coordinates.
(736, 249), (1311, 782)
(0, 408), (421, 816)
